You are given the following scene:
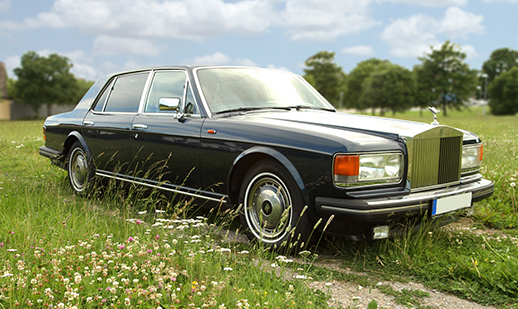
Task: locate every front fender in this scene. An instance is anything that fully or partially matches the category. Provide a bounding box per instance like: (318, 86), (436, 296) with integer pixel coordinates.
(229, 146), (310, 208)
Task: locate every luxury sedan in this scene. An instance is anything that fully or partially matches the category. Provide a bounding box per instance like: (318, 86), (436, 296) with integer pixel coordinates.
(39, 66), (494, 248)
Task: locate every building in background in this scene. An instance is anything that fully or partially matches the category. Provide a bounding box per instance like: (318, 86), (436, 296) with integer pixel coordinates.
(0, 61), (73, 120)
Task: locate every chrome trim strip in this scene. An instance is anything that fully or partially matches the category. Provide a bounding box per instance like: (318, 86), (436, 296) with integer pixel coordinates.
(366, 178), (493, 207)
(321, 203), (427, 215)
(320, 178), (493, 215)
(95, 171), (227, 203)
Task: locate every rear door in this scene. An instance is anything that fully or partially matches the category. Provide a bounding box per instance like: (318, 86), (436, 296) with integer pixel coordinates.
(82, 71), (150, 175)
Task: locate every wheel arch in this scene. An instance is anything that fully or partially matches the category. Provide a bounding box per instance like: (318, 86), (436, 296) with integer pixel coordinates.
(227, 146), (310, 208)
(63, 132), (93, 166)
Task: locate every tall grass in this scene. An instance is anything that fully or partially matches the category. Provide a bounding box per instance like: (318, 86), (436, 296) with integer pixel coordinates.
(0, 120), (329, 308)
(331, 107), (518, 306)
(1, 110), (517, 307)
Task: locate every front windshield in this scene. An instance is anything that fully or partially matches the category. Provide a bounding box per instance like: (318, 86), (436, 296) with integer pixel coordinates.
(196, 67), (334, 114)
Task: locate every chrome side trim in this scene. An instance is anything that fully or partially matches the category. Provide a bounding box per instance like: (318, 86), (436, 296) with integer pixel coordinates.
(95, 171), (227, 203)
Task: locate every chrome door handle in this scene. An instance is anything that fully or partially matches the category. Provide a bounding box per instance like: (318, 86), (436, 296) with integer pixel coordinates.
(83, 121), (95, 126)
(132, 124), (148, 129)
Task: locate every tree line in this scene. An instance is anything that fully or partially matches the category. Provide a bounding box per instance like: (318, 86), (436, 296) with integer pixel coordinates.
(7, 51), (93, 116)
(303, 41), (518, 116)
(6, 43), (518, 116)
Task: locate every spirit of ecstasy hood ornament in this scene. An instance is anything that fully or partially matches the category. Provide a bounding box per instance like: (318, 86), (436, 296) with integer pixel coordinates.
(428, 106), (440, 125)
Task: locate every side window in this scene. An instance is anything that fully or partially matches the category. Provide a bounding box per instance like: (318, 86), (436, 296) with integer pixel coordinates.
(92, 80), (113, 112)
(184, 83), (199, 115)
(104, 73), (148, 113)
(145, 71), (186, 113)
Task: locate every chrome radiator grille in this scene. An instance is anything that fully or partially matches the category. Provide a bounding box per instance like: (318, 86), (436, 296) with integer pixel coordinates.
(407, 127), (463, 190)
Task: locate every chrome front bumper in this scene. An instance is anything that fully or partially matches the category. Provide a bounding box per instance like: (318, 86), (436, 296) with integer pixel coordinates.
(316, 177), (494, 217)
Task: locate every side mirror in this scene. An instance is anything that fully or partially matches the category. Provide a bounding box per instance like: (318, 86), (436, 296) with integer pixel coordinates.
(159, 97), (181, 111)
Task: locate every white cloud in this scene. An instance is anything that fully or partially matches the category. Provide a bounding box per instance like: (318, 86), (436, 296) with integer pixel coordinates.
(191, 52), (232, 65)
(93, 35), (162, 56)
(283, 0), (380, 41)
(266, 64), (290, 71)
(381, 7), (484, 58)
(384, 0), (468, 6)
(23, 0), (275, 39)
(460, 44), (479, 60)
(439, 7), (484, 39)
(4, 55), (20, 79)
(234, 58), (258, 67)
(0, 0), (10, 11)
(341, 45), (375, 55)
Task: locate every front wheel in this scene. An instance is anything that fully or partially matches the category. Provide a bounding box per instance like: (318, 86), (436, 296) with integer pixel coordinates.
(67, 142), (94, 195)
(239, 160), (311, 250)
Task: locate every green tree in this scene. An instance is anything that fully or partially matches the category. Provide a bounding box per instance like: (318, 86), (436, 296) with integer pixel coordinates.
(488, 66), (518, 115)
(303, 51), (347, 107)
(345, 58), (391, 111)
(482, 48), (518, 82)
(359, 64), (415, 116)
(418, 41), (477, 116)
(13, 51), (79, 116)
(413, 64), (437, 116)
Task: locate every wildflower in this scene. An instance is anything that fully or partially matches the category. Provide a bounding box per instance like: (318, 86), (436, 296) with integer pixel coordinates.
(128, 237), (135, 242)
(223, 267), (233, 271)
(147, 249), (153, 254)
(119, 244), (125, 250)
(136, 220), (142, 225)
(0, 242), (3, 247)
(155, 234), (160, 240)
(125, 298), (131, 306)
(511, 182), (516, 188)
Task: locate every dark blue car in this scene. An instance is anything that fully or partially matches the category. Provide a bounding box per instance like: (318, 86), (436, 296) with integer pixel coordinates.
(39, 66), (494, 248)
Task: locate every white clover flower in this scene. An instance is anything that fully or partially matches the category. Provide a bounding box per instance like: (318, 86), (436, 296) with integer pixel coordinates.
(223, 267), (233, 271)
(511, 182), (516, 188)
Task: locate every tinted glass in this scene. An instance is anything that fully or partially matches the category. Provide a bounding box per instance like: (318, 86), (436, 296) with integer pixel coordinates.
(145, 71), (186, 113)
(196, 68), (333, 114)
(184, 83), (198, 115)
(92, 80), (113, 112)
(104, 73), (149, 113)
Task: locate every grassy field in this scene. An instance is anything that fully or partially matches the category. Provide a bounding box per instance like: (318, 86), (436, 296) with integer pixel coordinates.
(0, 109), (517, 308)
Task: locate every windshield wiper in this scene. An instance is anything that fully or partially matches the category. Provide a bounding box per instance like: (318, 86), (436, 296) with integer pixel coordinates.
(287, 105), (336, 112)
(214, 107), (263, 115)
(215, 106), (291, 115)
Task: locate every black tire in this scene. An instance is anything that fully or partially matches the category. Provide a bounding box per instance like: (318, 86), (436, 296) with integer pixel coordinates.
(239, 160), (312, 250)
(67, 141), (94, 195)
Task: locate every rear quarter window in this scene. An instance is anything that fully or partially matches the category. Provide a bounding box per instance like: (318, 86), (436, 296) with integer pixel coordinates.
(103, 73), (149, 113)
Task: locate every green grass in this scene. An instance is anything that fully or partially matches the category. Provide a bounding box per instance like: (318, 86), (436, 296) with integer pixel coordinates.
(328, 106), (518, 307)
(0, 120), (329, 308)
(1, 110), (517, 308)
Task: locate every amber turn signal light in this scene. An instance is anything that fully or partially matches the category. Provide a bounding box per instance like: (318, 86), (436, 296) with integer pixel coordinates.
(334, 155), (359, 176)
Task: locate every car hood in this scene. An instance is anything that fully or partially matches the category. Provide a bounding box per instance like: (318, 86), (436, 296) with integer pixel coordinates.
(254, 110), (479, 142)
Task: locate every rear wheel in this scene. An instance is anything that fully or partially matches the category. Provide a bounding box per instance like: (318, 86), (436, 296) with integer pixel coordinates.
(67, 142), (94, 195)
(239, 160), (311, 250)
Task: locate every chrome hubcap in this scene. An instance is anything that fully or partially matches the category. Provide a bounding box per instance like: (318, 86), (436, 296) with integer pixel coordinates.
(70, 149), (87, 190)
(245, 173), (292, 243)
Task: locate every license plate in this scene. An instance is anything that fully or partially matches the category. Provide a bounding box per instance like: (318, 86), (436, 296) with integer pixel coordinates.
(432, 192), (472, 216)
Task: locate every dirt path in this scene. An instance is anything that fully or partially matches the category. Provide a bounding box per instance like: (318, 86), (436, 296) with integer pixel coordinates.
(222, 218), (500, 308)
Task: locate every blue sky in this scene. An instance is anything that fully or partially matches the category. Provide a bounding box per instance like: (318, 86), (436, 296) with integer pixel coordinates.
(1, 0), (516, 81)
